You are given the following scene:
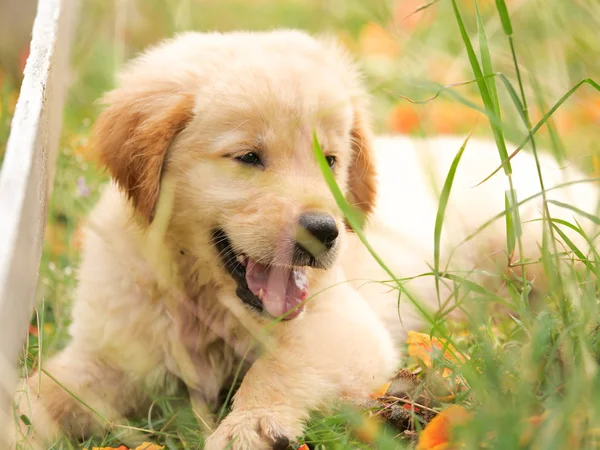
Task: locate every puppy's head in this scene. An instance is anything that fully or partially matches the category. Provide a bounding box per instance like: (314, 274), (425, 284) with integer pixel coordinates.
(93, 30), (377, 319)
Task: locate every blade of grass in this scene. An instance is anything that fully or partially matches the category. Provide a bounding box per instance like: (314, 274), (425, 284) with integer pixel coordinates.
(505, 190), (516, 258)
(458, 179), (600, 248)
(475, 78), (600, 187)
(385, 75), (527, 146)
(550, 222), (595, 273)
(312, 132), (434, 324)
(494, 0), (513, 35)
(496, 73), (526, 124)
(476, 1), (500, 115)
(40, 368), (111, 425)
(494, 0), (563, 292)
(404, 0), (441, 19)
(547, 200), (600, 226)
(450, 0), (511, 175)
(434, 134), (470, 307)
(460, 0), (529, 294)
(531, 75), (566, 163)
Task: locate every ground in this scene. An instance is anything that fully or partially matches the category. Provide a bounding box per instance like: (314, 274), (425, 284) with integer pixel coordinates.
(1, 0), (600, 448)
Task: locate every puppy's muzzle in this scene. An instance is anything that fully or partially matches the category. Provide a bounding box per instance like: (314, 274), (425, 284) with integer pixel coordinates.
(295, 211), (339, 260)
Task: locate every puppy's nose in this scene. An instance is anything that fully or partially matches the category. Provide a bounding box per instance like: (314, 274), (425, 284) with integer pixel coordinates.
(297, 212), (339, 253)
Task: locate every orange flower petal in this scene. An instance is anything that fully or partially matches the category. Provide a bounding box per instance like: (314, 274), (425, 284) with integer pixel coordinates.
(388, 103), (421, 134)
(519, 411), (549, 446)
(28, 324), (38, 337)
(402, 403), (422, 413)
(358, 22), (401, 57)
(417, 405), (471, 450)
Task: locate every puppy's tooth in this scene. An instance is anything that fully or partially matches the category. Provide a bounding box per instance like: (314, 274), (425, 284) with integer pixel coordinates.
(258, 289), (265, 300)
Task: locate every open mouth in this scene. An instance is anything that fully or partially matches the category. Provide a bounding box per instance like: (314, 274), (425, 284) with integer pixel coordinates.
(212, 228), (310, 319)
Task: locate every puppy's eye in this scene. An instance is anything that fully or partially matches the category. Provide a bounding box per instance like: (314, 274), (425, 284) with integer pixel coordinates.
(325, 155), (336, 169)
(236, 152), (262, 166)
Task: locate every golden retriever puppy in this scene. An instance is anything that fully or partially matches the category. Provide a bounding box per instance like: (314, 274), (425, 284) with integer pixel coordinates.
(7, 30), (598, 450)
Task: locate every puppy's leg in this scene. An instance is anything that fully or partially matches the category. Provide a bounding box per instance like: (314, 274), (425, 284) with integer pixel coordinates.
(8, 344), (147, 449)
(205, 281), (399, 450)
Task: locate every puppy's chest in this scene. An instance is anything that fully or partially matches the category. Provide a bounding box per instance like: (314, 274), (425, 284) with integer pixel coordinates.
(167, 283), (256, 401)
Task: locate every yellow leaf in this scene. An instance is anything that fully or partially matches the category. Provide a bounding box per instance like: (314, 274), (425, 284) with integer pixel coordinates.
(89, 445), (128, 450)
(370, 380), (392, 399)
(134, 444), (164, 450)
(353, 413), (382, 443)
(407, 331), (467, 370)
(87, 444), (163, 450)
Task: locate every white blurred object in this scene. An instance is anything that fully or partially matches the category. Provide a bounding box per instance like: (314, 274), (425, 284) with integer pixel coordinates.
(0, 0), (77, 444)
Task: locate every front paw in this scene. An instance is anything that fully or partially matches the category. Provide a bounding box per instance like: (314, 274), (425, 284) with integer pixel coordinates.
(204, 408), (301, 450)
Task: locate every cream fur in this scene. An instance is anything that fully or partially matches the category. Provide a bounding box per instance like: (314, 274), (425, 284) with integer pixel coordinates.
(6, 30), (598, 450)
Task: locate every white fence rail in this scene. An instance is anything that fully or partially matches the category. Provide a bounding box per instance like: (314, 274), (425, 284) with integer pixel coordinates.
(0, 0), (77, 430)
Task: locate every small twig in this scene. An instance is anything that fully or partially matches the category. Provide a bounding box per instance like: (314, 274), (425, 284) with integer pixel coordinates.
(384, 396), (439, 415)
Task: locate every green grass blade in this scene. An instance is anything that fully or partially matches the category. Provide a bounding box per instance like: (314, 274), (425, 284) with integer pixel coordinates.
(312, 132), (434, 324)
(550, 221), (595, 273)
(388, 77), (524, 145)
(404, 0), (441, 19)
(494, 0), (513, 35)
(547, 200), (600, 226)
(531, 75), (566, 163)
(475, 78), (600, 187)
(504, 191), (516, 257)
(496, 73), (526, 125)
(476, 1), (500, 114)
(505, 189), (522, 254)
(41, 368), (111, 424)
(434, 135), (469, 304)
(458, 178), (600, 249)
(450, 0), (511, 174)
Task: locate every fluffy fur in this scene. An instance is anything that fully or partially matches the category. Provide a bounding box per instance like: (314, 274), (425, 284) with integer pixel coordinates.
(6, 30), (598, 450)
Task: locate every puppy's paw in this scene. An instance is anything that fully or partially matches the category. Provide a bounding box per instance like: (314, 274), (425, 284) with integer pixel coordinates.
(204, 408), (302, 450)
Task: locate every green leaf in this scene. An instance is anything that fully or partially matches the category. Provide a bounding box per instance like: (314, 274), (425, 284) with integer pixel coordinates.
(19, 414), (32, 426)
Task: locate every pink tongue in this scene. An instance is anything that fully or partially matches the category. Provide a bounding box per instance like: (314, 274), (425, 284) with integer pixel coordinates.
(245, 259), (308, 319)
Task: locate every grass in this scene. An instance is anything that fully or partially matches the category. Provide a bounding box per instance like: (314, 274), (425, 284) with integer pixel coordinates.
(1, 0), (600, 448)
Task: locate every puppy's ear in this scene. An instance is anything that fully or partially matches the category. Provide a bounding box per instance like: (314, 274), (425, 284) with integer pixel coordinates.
(346, 107), (377, 229)
(92, 88), (195, 222)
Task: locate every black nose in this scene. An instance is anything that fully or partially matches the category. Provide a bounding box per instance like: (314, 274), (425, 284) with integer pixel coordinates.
(297, 212), (339, 255)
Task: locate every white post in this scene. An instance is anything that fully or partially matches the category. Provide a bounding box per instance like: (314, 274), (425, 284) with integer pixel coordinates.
(0, 0), (77, 430)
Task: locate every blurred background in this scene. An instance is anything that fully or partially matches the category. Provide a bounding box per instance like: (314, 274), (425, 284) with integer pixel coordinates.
(0, 0), (599, 447)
